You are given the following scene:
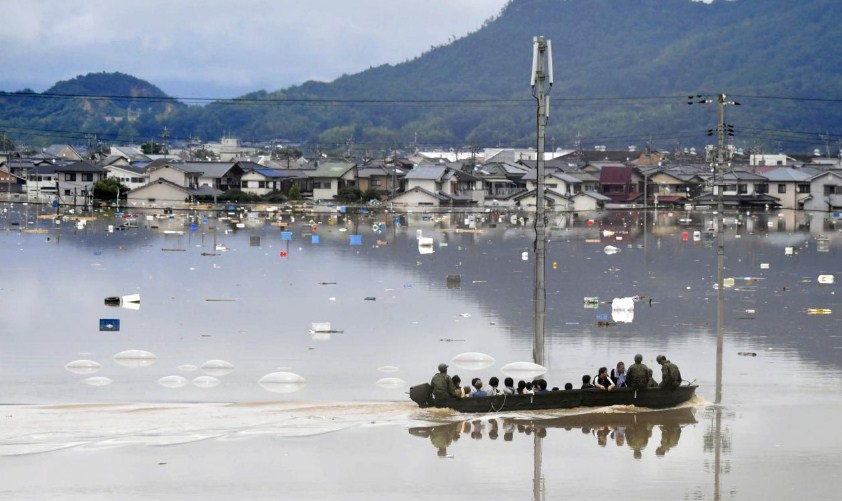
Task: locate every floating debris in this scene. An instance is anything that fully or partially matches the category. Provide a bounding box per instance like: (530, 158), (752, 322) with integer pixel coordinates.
(377, 366), (400, 373)
(737, 352), (757, 357)
(603, 245), (620, 255)
(104, 294), (140, 310)
(84, 376), (113, 387)
(818, 275), (835, 285)
(205, 298), (236, 302)
(258, 371), (306, 394)
(99, 319), (120, 332)
(157, 375), (188, 388)
(64, 360), (102, 375)
(113, 349), (157, 368)
(177, 364), (198, 372)
(310, 322), (343, 333)
(807, 308), (832, 315)
(440, 338), (466, 342)
(161, 248), (187, 252)
(364, 297), (376, 301)
(451, 352), (495, 371)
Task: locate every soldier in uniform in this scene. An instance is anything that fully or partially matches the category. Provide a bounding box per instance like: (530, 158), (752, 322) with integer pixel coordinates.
(625, 353), (651, 389)
(430, 363), (461, 401)
(656, 355), (682, 389)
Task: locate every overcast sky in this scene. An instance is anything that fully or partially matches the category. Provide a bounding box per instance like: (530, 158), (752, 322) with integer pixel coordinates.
(0, 0), (509, 99)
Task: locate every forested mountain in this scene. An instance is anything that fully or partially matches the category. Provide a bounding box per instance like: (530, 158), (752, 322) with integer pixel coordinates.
(1, 0), (841, 154)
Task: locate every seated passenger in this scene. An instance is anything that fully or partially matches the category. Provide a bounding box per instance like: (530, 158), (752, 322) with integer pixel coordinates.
(470, 379), (487, 397)
(517, 380), (527, 394)
(524, 381), (534, 395)
(594, 367), (616, 391)
(534, 379), (549, 392)
(564, 382), (574, 390)
(484, 376), (502, 396)
(502, 377), (516, 395)
(452, 375), (464, 397)
(647, 368), (658, 388)
(611, 361), (628, 388)
(581, 374), (595, 389)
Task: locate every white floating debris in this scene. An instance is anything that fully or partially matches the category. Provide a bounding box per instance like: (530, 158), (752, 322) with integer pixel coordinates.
(723, 277), (736, 288)
(157, 375), (188, 388)
(611, 296), (636, 323)
(521, 251), (528, 261)
(177, 364), (198, 372)
(311, 322), (333, 333)
(760, 263), (770, 269)
(603, 245), (620, 255)
(258, 372), (307, 394)
(785, 247), (794, 256)
(451, 352), (496, 371)
(377, 365), (400, 373)
(459, 313), (472, 318)
(818, 275), (835, 284)
(84, 376), (112, 387)
(112, 350), (157, 368)
(192, 376), (221, 388)
(200, 360), (234, 377)
(376, 377), (406, 390)
(500, 361), (547, 379)
(65, 360), (102, 375)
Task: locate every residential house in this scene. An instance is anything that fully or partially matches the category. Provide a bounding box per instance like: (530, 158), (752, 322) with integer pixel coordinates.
(802, 170), (842, 212)
(570, 191), (612, 212)
(43, 144), (84, 161)
(307, 159), (357, 201)
(762, 167), (813, 210)
(598, 165), (638, 203)
(390, 186), (449, 207)
(126, 161), (232, 208)
(357, 164), (403, 198)
(104, 163), (149, 192)
(522, 171), (584, 197)
(694, 170), (781, 208)
(512, 189), (572, 211)
(55, 161), (107, 203)
(476, 162), (529, 199)
(240, 167), (305, 196)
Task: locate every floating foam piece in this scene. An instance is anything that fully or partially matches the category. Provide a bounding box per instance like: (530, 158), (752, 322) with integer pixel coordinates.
(157, 375), (188, 388)
(200, 360), (234, 377)
(451, 352), (496, 371)
(112, 350), (157, 368)
(377, 366), (400, 373)
(258, 372), (306, 394)
(376, 377), (406, 390)
(192, 376), (221, 388)
(85, 376), (112, 387)
(818, 275), (834, 284)
(500, 361), (547, 379)
(603, 245), (620, 255)
(177, 364), (198, 372)
(760, 263), (770, 269)
(65, 360), (102, 375)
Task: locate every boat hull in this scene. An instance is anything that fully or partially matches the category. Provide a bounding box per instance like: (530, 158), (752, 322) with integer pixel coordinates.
(409, 383), (698, 413)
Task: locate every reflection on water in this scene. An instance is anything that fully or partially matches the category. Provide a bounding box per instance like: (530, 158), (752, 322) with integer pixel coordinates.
(408, 406), (697, 459)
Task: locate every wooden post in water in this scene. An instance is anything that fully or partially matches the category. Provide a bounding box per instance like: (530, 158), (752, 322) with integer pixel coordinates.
(530, 36), (552, 367)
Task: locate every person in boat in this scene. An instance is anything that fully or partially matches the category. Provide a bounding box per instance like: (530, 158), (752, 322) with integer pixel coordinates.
(656, 355), (682, 389)
(581, 374), (595, 389)
(594, 367), (616, 391)
(452, 375), (469, 398)
(470, 379), (487, 397)
(611, 361), (628, 388)
(502, 377), (516, 395)
(534, 379), (549, 392)
(524, 381), (534, 394)
(484, 376), (502, 396)
(564, 382), (573, 390)
(431, 363), (461, 401)
(516, 380), (526, 394)
(647, 368), (658, 388)
(626, 353), (651, 390)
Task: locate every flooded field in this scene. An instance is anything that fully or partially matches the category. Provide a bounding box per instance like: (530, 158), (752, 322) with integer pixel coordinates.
(1, 204), (841, 499)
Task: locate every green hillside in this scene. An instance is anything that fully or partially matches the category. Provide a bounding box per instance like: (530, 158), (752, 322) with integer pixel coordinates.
(2, 0), (841, 154)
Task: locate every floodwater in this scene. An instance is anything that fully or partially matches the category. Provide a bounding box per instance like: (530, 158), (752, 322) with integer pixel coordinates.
(1, 204), (841, 500)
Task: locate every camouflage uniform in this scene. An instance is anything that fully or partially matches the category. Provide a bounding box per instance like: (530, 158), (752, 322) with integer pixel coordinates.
(626, 362), (651, 389)
(431, 372), (460, 401)
(659, 359), (682, 389)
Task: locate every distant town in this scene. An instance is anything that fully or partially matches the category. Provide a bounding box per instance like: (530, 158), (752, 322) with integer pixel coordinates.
(2, 136), (841, 214)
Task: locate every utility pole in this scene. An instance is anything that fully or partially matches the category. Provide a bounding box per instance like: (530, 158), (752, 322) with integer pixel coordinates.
(160, 127), (170, 157)
(531, 36), (553, 368)
(689, 93), (739, 405)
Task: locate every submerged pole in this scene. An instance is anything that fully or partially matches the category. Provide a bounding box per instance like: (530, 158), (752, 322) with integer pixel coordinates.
(530, 36), (552, 367)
